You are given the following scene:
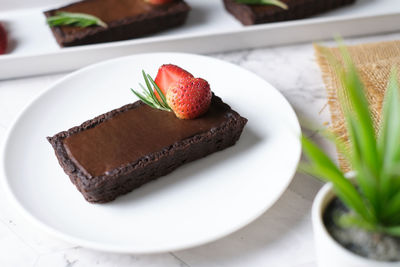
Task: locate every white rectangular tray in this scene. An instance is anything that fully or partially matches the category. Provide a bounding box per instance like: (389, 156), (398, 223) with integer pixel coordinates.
(1, 0), (399, 80)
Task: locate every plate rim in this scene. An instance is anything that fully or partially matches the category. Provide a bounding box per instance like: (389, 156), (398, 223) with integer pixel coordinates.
(0, 52), (302, 254)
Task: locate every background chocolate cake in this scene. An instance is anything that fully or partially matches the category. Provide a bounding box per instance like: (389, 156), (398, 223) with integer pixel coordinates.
(44, 0), (191, 47)
(223, 0), (357, 25)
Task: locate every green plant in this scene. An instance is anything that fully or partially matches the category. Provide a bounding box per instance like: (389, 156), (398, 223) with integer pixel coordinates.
(47, 12), (107, 28)
(301, 45), (400, 236)
(235, 0), (288, 9)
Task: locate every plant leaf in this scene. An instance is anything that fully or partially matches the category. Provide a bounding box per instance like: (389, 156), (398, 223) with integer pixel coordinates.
(148, 74), (170, 109)
(382, 225), (400, 237)
(382, 190), (400, 224)
(235, 0), (288, 9)
(131, 88), (157, 109)
(319, 129), (356, 169)
(336, 213), (376, 232)
(336, 43), (380, 177)
(47, 11), (107, 28)
(378, 69), (400, 205)
(141, 71), (165, 108)
(131, 70), (172, 112)
(344, 112), (379, 215)
(301, 136), (375, 223)
(303, 41), (400, 237)
(330, 44), (380, 217)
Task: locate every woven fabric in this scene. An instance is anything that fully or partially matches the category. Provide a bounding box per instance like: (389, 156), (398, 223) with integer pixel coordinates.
(314, 40), (400, 171)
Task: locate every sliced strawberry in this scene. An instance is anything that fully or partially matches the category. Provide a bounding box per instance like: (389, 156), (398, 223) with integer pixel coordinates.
(166, 77), (212, 120)
(154, 64), (193, 100)
(0, 23), (7, 55)
(145, 0), (174, 5)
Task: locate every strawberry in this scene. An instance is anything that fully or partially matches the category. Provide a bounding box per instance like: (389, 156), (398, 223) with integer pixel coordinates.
(166, 77), (212, 119)
(0, 23), (7, 55)
(145, 0), (174, 5)
(154, 64), (193, 100)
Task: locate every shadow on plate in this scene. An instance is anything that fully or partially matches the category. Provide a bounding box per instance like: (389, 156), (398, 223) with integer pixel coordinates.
(105, 126), (263, 207)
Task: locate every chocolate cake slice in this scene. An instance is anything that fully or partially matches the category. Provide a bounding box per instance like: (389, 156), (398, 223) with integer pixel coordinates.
(47, 95), (247, 203)
(223, 0), (356, 25)
(44, 0), (191, 47)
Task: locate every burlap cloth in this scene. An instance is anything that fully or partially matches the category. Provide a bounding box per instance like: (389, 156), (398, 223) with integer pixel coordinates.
(314, 40), (400, 171)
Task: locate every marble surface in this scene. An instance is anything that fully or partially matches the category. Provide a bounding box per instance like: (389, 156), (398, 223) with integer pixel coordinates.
(1, 31), (400, 267)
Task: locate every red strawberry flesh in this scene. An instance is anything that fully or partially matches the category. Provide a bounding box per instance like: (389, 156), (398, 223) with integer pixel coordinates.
(166, 77), (212, 120)
(154, 64), (193, 100)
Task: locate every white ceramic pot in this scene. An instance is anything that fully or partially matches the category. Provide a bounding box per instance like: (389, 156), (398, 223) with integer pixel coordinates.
(312, 182), (400, 267)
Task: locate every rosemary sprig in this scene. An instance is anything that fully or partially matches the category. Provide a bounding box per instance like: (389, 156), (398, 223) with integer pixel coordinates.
(131, 70), (172, 112)
(47, 12), (107, 28)
(235, 0), (288, 9)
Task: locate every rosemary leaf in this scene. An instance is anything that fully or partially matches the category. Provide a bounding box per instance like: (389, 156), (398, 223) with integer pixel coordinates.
(47, 11), (107, 28)
(235, 0), (288, 9)
(131, 88), (157, 109)
(148, 74), (170, 109)
(131, 71), (172, 112)
(141, 71), (166, 109)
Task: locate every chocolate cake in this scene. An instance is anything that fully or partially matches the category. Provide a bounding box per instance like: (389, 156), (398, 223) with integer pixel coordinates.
(223, 0), (356, 25)
(47, 95), (247, 203)
(44, 0), (191, 47)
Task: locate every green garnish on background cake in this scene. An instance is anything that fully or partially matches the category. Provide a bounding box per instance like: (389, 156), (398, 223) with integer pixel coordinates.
(46, 12), (107, 28)
(235, 0), (288, 9)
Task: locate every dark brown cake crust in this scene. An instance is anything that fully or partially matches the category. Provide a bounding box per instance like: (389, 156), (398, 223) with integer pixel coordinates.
(223, 0), (356, 25)
(47, 96), (247, 203)
(44, 0), (191, 47)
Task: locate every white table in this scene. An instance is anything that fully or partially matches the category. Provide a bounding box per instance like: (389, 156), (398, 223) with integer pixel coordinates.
(1, 32), (399, 267)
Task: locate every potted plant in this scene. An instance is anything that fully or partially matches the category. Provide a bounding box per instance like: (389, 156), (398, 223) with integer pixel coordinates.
(301, 45), (400, 266)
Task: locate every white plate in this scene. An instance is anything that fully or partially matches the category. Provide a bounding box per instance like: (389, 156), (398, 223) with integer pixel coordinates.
(1, 0), (400, 79)
(1, 53), (301, 253)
